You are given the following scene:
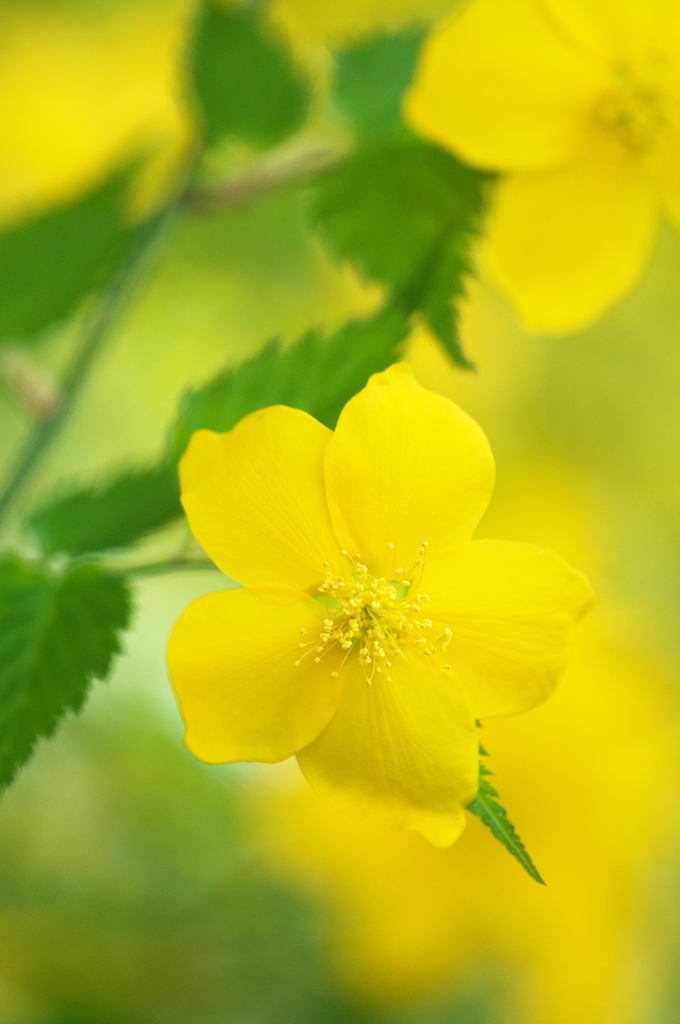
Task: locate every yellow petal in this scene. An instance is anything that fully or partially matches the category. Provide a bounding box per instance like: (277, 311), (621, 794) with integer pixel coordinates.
(168, 586), (345, 764)
(179, 407), (344, 589)
(297, 654), (478, 847)
(404, 0), (605, 172)
(485, 139), (660, 331)
(324, 364), (495, 580)
(425, 540), (596, 718)
(542, 0), (680, 65)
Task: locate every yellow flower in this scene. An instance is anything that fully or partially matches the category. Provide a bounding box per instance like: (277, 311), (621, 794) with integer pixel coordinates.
(168, 364), (594, 845)
(405, 0), (680, 331)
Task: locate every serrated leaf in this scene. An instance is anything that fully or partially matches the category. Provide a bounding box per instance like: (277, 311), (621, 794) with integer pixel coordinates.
(189, 0), (311, 149)
(467, 755), (546, 885)
(311, 137), (490, 367)
(417, 228), (475, 369)
(333, 28), (425, 138)
(168, 304), (409, 462)
(28, 465), (182, 558)
(0, 556), (132, 789)
(0, 166), (134, 346)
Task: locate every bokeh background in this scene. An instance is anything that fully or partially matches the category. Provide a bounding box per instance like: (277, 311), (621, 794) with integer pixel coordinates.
(1, 1), (680, 1022)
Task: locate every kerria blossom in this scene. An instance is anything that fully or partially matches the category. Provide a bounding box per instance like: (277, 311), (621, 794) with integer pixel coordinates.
(405, 0), (680, 332)
(167, 365), (594, 846)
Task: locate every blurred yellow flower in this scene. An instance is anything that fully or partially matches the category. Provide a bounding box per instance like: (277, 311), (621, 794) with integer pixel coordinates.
(168, 364), (593, 846)
(405, 0), (680, 332)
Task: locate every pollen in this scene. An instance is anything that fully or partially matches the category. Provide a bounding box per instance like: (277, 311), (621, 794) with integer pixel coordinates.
(292, 545), (452, 684)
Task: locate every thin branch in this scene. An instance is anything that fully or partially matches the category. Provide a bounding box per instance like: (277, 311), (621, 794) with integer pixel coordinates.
(127, 556), (217, 579)
(0, 211), (172, 526)
(184, 144), (344, 215)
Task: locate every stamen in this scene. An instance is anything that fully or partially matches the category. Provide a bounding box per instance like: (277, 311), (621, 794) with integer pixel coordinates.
(307, 542), (451, 684)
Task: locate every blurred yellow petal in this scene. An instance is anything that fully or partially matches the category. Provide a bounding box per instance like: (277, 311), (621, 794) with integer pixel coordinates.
(168, 586), (344, 764)
(425, 540), (596, 718)
(179, 408), (344, 589)
(269, 0), (455, 52)
(0, 1), (190, 223)
(297, 654), (477, 846)
(485, 140), (660, 331)
(324, 364), (495, 580)
(543, 0), (680, 64)
(404, 0), (605, 172)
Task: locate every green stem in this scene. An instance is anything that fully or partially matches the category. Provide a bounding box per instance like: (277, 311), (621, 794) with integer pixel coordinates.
(0, 138), (329, 527)
(127, 556), (217, 579)
(0, 209), (171, 527)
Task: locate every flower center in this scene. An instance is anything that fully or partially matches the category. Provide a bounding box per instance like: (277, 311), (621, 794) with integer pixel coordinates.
(294, 544), (452, 684)
(597, 68), (667, 151)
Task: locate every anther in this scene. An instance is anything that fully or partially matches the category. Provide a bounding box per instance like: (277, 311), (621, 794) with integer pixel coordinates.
(294, 660), (300, 667)
(314, 657), (321, 663)
(444, 664), (451, 670)
(386, 541), (394, 550)
(298, 642), (306, 649)
(300, 627), (307, 634)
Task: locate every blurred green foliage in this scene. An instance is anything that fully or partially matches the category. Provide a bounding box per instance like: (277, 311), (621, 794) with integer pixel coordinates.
(0, 705), (501, 1024)
(311, 138), (489, 367)
(0, 167), (134, 346)
(190, 0), (311, 149)
(333, 28), (426, 138)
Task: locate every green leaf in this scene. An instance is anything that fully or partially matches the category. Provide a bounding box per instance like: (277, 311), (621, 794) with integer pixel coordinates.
(28, 465), (182, 558)
(333, 27), (425, 138)
(168, 304), (410, 462)
(189, 0), (311, 149)
(0, 166), (134, 346)
(311, 137), (491, 367)
(467, 757), (546, 885)
(0, 556), (131, 789)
